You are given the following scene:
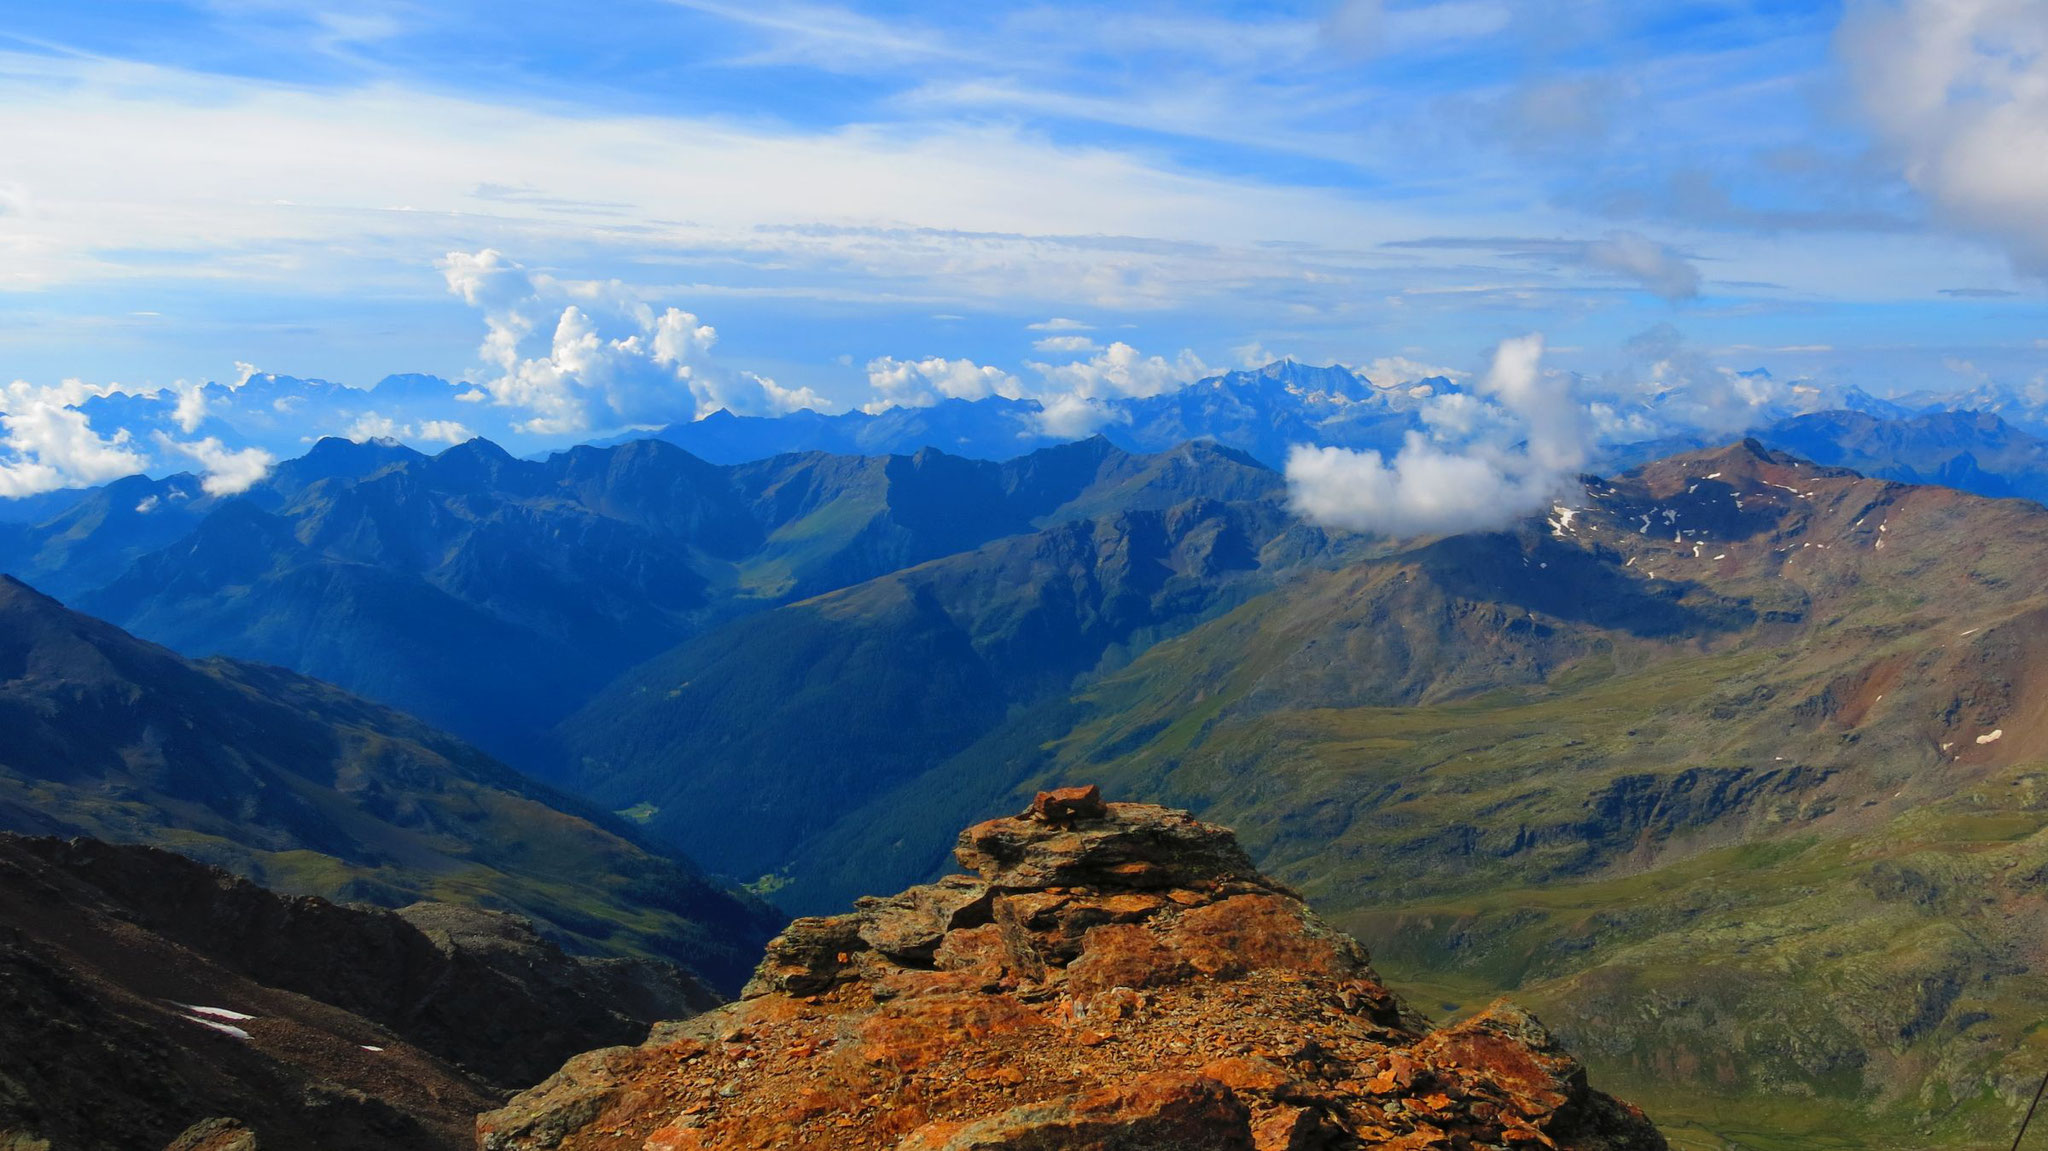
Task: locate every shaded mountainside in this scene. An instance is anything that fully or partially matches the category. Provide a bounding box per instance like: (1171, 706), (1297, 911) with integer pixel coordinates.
(574, 440), (2048, 1145)
(0, 834), (712, 1150)
(0, 433), (1277, 764)
(482, 791), (1664, 1151)
(0, 575), (777, 993)
(555, 480), (1357, 883)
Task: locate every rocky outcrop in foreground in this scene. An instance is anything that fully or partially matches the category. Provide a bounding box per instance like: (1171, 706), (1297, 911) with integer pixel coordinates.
(481, 788), (1666, 1150)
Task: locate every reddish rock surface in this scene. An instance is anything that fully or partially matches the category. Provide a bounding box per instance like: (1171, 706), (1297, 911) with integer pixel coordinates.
(478, 798), (1666, 1151)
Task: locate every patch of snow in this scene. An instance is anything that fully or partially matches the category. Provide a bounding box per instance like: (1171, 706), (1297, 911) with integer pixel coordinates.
(361, 1045), (385, 1053)
(1705, 472), (1722, 479)
(1960, 628), (1978, 637)
(1625, 556), (1637, 568)
(181, 1005), (255, 1022)
(183, 1016), (251, 1041)
(1978, 729), (2005, 745)
(1713, 554), (1726, 561)
(1637, 514), (1653, 535)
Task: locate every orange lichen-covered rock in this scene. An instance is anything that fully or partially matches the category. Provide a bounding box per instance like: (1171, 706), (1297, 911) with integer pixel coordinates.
(478, 794), (1666, 1151)
(895, 1073), (1253, 1151)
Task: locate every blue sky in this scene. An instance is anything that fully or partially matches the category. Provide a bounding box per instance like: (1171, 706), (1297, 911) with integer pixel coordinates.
(0, 0), (2042, 492)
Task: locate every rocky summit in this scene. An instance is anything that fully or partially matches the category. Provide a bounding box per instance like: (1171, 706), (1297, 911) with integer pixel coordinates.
(479, 788), (1665, 1150)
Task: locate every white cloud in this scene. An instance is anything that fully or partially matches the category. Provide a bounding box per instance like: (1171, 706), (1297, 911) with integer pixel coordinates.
(346, 411), (477, 445)
(1032, 335), (1099, 354)
(1611, 326), (1807, 437)
(1028, 342), (1209, 402)
(863, 356), (1022, 413)
(1032, 393), (1124, 439)
(156, 433), (275, 496)
(166, 379), (212, 435)
(1361, 356), (1467, 387)
(440, 249), (831, 433)
(1840, 0), (2048, 274)
(416, 419), (475, 444)
(1582, 231), (1701, 301)
(1285, 334), (1586, 536)
(1027, 318), (1095, 332)
(343, 412), (403, 442)
(0, 379), (152, 497)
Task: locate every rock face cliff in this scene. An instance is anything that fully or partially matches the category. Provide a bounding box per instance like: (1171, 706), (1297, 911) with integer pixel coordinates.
(480, 790), (1665, 1150)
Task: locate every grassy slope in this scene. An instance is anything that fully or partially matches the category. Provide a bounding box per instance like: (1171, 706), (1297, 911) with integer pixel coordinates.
(768, 443), (2048, 1144)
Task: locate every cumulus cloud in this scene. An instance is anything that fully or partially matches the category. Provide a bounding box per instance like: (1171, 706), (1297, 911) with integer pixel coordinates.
(1840, 0), (2048, 273)
(440, 249), (830, 434)
(156, 433), (275, 496)
(0, 379), (152, 497)
(1019, 342), (1211, 436)
(863, 356), (1023, 413)
(1582, 231), (1701, 301)
(1029, 342), (1209, 402)
(856, 339), (1210, 436)
(1284, 334), (1587, 536)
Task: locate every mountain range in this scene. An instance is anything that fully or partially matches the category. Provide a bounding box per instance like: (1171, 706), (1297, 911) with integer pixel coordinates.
(14, 364), (2048, 1144)
(0, 575), (776, 992)
(538, 436), (2048, 1145)
(0, 433), (1333, 768)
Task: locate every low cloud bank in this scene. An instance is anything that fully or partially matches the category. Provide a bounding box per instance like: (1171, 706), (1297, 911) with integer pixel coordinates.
(1284, 334), (1587, 536)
